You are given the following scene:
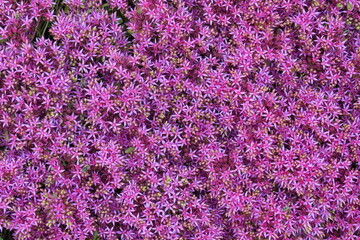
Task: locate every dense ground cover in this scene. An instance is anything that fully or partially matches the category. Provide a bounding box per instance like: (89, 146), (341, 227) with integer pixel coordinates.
(0, 0), (359, 239)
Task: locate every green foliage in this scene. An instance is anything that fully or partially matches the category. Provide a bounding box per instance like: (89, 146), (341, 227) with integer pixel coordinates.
(125, 147), (135, 154)
(0, 36), (6, 43)
(93, 231), (99, 240)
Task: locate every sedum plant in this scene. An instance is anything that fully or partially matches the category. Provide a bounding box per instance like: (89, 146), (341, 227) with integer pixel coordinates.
(0, 0), (359, 239)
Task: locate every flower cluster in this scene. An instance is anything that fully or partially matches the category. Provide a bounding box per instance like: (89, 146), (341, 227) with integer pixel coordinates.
(0, 0), (360, 239)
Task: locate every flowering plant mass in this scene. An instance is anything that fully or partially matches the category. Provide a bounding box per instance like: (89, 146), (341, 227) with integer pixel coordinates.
(0, 0), (359, 239)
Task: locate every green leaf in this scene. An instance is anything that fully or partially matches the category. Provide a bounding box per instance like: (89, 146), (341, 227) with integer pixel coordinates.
(282, 206), (291, 212)
(165, 176), (172, 184)
(136, 7), (142, 14)
(4, 131), (9, 141)
(0, 38), (7, 43)
(64, 6), (69, 13)
(126, 29), (134, 35)
(93, 231), (99, 240)
(82, 164), (90, 172)
(125, 147), (135, 154)
(181, 178), (189, 185)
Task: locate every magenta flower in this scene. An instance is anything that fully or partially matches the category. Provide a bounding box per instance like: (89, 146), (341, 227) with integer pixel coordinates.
(0, 0), (360, 239)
